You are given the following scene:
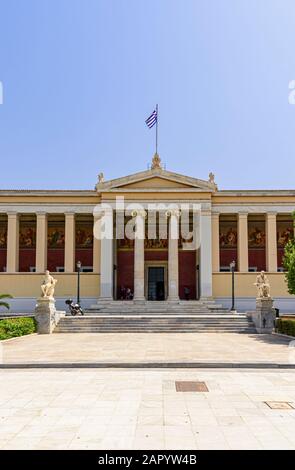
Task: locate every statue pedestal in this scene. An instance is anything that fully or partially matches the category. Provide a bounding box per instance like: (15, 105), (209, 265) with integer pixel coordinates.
(35, 297), (57, 334)
(252, 298), (275, 334)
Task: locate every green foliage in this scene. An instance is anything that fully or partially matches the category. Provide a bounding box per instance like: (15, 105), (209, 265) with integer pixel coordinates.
(283, 212), (295, 295)
(0, 294), (13, 310)
(276, 318), (295, 337)
(0, 317), (36, 340)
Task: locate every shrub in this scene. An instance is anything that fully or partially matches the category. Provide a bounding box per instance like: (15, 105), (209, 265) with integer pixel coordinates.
(283, 212), (295, 295)
(276, 318), (295, 337)
(0, 317), (36, 340)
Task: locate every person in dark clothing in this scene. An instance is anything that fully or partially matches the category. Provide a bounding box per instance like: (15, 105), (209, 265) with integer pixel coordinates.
(184, 286), (190, 300)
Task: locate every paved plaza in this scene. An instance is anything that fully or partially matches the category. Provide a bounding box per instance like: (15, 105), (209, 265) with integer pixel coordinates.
(0, 368), (295, 449)
(1, 332), (293, 365)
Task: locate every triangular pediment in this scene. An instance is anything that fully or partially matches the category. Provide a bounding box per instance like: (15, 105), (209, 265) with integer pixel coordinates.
(119, 176), (194, 189)
(95, 167), (217, 192)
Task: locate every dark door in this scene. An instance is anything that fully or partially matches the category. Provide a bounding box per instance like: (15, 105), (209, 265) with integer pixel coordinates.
(148, 267), (165, 300)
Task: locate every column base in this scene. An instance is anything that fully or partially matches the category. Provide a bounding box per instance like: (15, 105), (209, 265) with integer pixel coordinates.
(133, 297), (146, 304)
(167, 296), (180, 302)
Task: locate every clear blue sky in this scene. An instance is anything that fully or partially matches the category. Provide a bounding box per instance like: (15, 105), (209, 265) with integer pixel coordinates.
(0, 0), (295, 190)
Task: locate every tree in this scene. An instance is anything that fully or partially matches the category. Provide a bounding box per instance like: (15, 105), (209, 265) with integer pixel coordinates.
(283, 212), (295, 295)
(0, 294), (13, 310)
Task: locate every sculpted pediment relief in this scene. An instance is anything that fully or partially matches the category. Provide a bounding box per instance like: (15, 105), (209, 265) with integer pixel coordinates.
(95, 167), (217, 193)
(118, 177), (193, 190)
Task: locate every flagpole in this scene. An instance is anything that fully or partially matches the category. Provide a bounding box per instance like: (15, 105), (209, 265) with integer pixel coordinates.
(156, 104), (158, 154)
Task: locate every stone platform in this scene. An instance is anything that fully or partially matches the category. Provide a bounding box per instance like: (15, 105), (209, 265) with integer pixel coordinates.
(1, 332), (293, 367)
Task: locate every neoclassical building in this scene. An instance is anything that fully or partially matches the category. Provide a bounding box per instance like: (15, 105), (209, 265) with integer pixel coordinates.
(0, 156), (294, 312)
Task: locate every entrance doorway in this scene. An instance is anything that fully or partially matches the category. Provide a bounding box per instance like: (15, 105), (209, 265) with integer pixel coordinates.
(148, 267), (165, 300)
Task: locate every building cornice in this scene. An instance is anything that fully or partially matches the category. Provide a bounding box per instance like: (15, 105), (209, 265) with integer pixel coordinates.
(0, 190), (97, 197)
(214, 190), (295, 197)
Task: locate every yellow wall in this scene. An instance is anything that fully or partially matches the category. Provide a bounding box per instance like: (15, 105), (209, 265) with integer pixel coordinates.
(0, 273), (100, 297)
(213, 272), (291, 298)
(0, 272), (291, 299)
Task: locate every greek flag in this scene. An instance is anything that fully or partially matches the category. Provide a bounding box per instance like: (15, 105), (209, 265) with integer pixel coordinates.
(145, 109), (157, 128)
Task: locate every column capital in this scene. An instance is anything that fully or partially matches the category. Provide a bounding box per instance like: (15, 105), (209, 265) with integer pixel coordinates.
(201, 210), (212, 217)
(36, 211), (47, 217)
(64, 211), (75, 217)
(6, 211), (18, 217)
(165, 209), (180, 218)
(211, 212), (220, 218)
(238, 212), (248, 217)
(131, 209), (147, 218)
(266, 212), (277, 217)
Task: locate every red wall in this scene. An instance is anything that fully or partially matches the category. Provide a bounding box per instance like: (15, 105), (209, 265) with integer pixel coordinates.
(179, 251), (196, 299)
(47, 249), (65, 272)
(220, 248), (238, 270)
(117, 251), (134, 297)
(75, 249), (93, 269)
(0, 249), (6, 272)
(248, 249), (266, 271)
(19, 249), (36, 272)
(144, 250), (168, 262)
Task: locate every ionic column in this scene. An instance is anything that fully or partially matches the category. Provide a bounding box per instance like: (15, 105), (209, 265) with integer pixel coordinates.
(200, 210), (212, 298)
(133, 209), (146, 301)
(212, 213), (220, 272)
(36, 212), (47, 272)
(266, 212), (277, 272)
(6, 212), (19, 273)
(167, 209), (180, 301)
(99, 208), (114, 300)
(64, 212), (75, 272)
(238, 213), (248, 272)
(92, 214), (101, 273)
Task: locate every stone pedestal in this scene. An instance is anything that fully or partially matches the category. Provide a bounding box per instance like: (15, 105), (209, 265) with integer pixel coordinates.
(252, 298), (275, 334)
(35, 297), (57, 334)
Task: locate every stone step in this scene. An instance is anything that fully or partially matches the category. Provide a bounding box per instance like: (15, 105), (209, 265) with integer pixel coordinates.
(56, 321), (252, 324)
(56, 323), (253, 328)
(59, 318), (252, 325)
(55, 310), (255, 334)
(55, 328), (256, 333)
(55, 321), (254, 333)
(84, 310), (230, 315)
(57, 324), (252, 329)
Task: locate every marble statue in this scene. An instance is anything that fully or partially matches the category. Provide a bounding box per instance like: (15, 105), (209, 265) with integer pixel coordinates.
(151, 153), (162, 170)
(208, 172), (215, 184)
(41, 271), (57, 299)
(254, 271), (271, 298)
(98, 172), (105, 183)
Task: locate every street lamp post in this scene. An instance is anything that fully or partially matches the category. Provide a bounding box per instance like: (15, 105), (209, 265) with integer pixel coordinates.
(229, 260), (236, 312)
(76, 260), (82, 305)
